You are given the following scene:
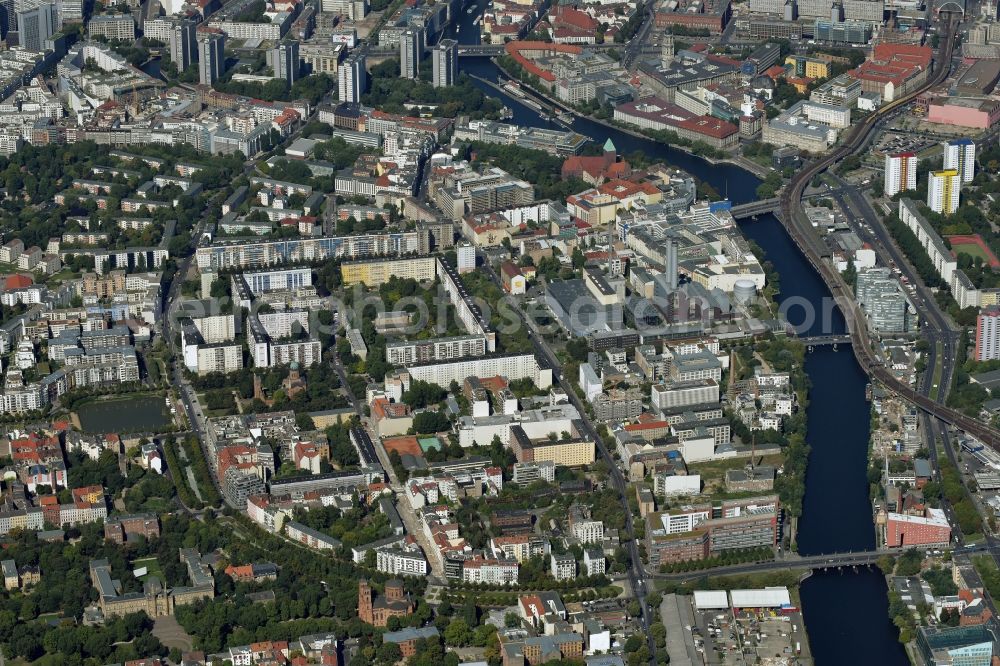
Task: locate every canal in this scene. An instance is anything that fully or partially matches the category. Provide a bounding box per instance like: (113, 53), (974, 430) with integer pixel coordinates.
(451, 25), (907, 664)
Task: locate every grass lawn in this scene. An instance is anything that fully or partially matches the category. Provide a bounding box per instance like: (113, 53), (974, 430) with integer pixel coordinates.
(44, 269), (81, 283)
(688, 454), (784, 495)
(132, 557), (163, 582)
(952, 243), (994, 264)
(138, 497), (173, 513)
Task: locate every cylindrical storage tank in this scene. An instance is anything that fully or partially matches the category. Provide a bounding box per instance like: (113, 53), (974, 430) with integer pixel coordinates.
(733, 279), (757, 305)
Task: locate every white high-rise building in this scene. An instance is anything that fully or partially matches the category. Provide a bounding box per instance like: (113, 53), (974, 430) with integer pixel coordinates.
(456, 241), (475, 273)
(338, 50), (366, 103)
(884, 151), (917, 197)
(399, 28), (423, 80)
(197, 29), (225, 86)
(927, 169), (960, 215)
(976, 308), (1000, 361)
(432, 38), (457, 88)
(943, 138), (975, 184)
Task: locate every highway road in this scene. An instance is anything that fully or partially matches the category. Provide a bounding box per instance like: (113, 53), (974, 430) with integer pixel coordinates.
(778, 13), (1000, 454)
(825, 173), (958, 398)
(622, 0), (656, 70)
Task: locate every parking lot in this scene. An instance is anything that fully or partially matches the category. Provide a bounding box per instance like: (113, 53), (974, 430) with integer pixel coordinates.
(874, 132), (937, 158)
(690, 607), (812, 665)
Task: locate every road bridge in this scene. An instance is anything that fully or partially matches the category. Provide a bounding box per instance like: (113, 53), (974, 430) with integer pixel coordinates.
(796, 335), (854, 347)
(650, 549), (896, 580)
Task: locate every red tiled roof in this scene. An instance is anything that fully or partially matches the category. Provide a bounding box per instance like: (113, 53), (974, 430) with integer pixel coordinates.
(549, 4), (598, 30)
(504, 41), (583, 82)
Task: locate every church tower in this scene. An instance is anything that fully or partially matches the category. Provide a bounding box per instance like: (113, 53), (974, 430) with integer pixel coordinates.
(358, 579), (374, 625)
(661, 34), (675, 68)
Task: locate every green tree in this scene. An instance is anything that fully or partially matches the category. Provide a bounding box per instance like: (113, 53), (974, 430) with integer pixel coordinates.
(444, 618), (472, 646)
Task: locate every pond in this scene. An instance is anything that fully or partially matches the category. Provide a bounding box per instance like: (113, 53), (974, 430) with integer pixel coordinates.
(75, 395), (172, 434)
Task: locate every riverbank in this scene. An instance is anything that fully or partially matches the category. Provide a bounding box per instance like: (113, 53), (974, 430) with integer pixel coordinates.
(460, 57), (908, 663)
(489, 58), (774, 180)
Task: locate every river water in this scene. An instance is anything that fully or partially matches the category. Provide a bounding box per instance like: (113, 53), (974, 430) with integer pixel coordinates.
(449, 16), (907, 663)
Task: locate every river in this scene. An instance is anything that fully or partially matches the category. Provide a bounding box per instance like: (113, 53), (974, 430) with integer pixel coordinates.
(449, 16), (907, 664)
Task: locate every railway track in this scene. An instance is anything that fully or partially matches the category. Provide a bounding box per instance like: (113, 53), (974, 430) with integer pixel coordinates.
(776, 15), (1000, 448)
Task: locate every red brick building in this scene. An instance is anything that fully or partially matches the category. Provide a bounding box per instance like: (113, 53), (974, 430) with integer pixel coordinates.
(885, 508), (951, 548)
(104, 513), (161, 544)
(358, 579), (413, 627)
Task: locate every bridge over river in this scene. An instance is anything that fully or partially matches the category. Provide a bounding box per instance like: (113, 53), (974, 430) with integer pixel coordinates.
(649, 548), (899, 581)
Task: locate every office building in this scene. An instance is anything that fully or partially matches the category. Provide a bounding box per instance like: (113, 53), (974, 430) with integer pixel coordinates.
(813, 18), (872, 43)
(57, 0), (81, 23)
(399, 28), (422, 80)
(976, 307), (1000, 361)
(809, 73), (863, 106)
(299, 42), (343, 74)
(664, 237), (678, 290)
(645, 495), (780, 565)
(917, 625), (996, 666)
(16, 2), (56, 52)
(928, 169), (961, 215)
(651, 379), (720, 411)
(884, 151), (917, 197)
(170, 18), (198, 72)
(943, 138), (976, 184)
(856, 267), (913, 333)
(197, 29), (225, 86)
(271, 40), (299, 82)
(338, 50), (367, 103)
(432, 38), (457, 88)
(87, 14), (135, 40)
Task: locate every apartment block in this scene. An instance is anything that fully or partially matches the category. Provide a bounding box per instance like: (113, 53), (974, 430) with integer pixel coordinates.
(340, 256), (438, 287)
(943, 138), (975, 184)
(884, 152), (917, 197)
(385, 334), (488, 366)
(976, 307), (1000, 361)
